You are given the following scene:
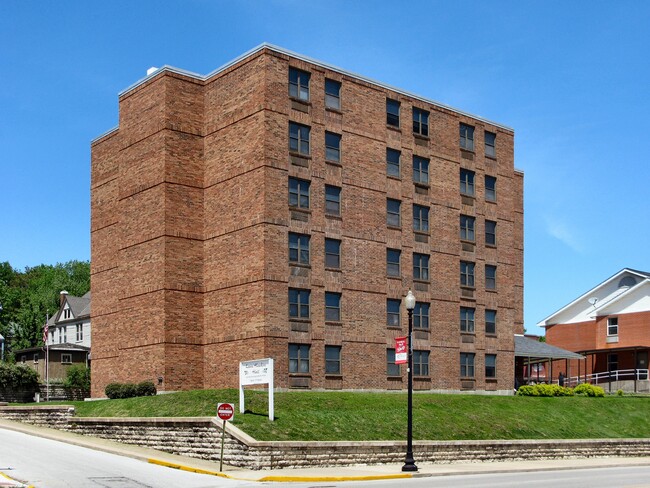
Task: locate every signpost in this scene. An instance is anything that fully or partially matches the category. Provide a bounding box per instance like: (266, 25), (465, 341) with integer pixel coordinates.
(239, 358), (274, 421)
(217, 403), (234, 472)
(395, 336), (408, 365)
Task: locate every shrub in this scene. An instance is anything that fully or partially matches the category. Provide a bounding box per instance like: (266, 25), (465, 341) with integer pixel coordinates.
(617, 389), (624, 397)
(0, 362), (39, 390)
(136, 381), (157, 397)
(516, 384), (574, 397)
(64, 365), (90, 390)
(573, 383), (605, 397)
(105, 382), (122, 399)
(105, 381), (156, 399)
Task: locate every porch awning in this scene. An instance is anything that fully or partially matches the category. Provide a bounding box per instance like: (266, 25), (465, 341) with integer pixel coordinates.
(515, 335), (584, 360)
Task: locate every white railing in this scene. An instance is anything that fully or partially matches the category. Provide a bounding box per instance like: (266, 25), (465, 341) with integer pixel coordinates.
(564, 369), (649, 388)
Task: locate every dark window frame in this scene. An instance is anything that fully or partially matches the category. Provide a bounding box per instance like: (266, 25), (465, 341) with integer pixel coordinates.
(460, 306), (475, 333)
(460, 215), (475, 242)
(485, 220), (497, 246)
(289, 343), (310, 373)
(288, 177), (310, 209)
(412, 107), (429, 137)
(325, 345), (342, 374)
(289, 67), (310, 101)
(485, 309), (497, 335)
(387, 198), (401, 227)
(413, 253), (430, 281)
(387, 248), (401, 277)
(387, 348), (400, 376)
(288, 288), (310, 319)
(387, 148), (401, 178)
(460, 123), (475, 151)
(413, 350), (430, 376)
(325, 238), (341, 269)
(386, 99), (400, 127)
(485, 175), (497, 202)
(325, 185), (341, 216)
(460, 352), (475, 378)
(325, 79), (341, 110)
(485, 131), (496, 158)
(325, 292), (342, 322)
(460, 168), (475, 196)
(460, 261), (475, 288)
(387, 299), (401, 327)
(413, 204), (430, 232)
(289, 122), (310, 156)
(485, 264), (497, 290)
(413, 155), (430, 185)
(414, 302), (430, 330)
(325, 131), (342, 163)
(485, 354), (497, 378)
(288, 232), (310, 265)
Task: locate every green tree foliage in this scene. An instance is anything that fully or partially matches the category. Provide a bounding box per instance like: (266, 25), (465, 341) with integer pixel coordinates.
(64, 364), (91, 390)
(0, 260), (90, 357)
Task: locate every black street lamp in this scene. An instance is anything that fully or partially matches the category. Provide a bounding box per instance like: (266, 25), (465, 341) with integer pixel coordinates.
(402, 289), (418, 472)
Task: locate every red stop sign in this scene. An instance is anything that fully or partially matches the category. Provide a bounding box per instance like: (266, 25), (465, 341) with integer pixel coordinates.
(217, 403), (234, 421)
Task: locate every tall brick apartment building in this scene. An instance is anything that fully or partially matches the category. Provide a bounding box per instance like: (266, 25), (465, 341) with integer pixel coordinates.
(90, 44), (523, 397)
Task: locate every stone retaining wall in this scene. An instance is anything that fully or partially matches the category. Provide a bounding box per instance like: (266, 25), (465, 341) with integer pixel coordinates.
(2, 405), (650, 470)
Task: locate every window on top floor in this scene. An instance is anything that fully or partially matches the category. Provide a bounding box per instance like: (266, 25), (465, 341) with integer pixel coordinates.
(289, 67), (310, 101)
(485, 131), (496, 158)
(460, 123), (475, 151)
(325, 79), (341, 110)
(412, 108), (429, 136)
(387, 99), (400, 127)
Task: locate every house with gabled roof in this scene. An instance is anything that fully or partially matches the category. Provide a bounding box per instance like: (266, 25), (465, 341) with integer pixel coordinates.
(538, 268), (650, 391)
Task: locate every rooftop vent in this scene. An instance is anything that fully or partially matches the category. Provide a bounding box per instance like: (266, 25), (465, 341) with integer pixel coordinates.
(618, 276), (637, 288)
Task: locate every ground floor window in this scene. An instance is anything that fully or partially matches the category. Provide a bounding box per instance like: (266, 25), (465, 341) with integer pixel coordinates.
(485, 354), (496, 378)
(460, 352), (475, 378)
(289, 343), (310, 373)
(413, 350), (430, 376)
(325, 345), (341, 374)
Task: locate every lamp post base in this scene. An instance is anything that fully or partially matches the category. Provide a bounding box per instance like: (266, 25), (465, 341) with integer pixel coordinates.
(401, 457), (418, 472)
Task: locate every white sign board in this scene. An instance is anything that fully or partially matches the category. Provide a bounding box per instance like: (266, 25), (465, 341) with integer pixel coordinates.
(239, 358), (274, 421)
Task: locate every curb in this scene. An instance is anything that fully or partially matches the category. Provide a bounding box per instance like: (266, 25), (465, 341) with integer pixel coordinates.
(0, 471), (32, 488)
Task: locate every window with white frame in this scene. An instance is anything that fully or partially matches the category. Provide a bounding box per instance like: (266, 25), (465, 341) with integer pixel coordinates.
(607, 317), (618, 336)
(76, 324), (83, 342)
(61, 353), (72, 364)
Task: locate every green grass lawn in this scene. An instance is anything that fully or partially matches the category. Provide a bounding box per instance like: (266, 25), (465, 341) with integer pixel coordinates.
(56, 389), (650, 442)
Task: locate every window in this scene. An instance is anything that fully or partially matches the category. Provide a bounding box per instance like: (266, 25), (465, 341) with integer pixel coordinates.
(387, 198), (401, 227)
(288, 67), (310, 101)
(386, 99), (400, 127)
(325, 238), (341, 269)
(413, 204), (429, 232)
(413, 156), (429, 185)
(414, 302), (429, 330)
(288, 233), (310, 265)
(76, 324), (83, 342)
(289, 288), (310, 319)
(607, 353), (619, 371)
(289, 122), (310, 156)
(387, 249), (401, 277)
(607, 317), (619, 336)
(413, 350), (430, 376)
(289, 177), (310, 209)
(460, 352), (475, 377)
(325, 292), (341, 322)
(485, 309), (497, 335)
(460, 169), (475, 196)
(325, 79), (341, 110)
(61, 353), (72, 364)
(460, 307), (475, 333)
(61, 327), (67, 343)
(460, 261), (475, 287)
(485, 220), (497, 246)
(325, 345), (341, 374)
(412, 108), (429, 136)
(460, 215), (475, 242)
(485, 175), (497, 202)
(387, 148), (401, 177)
(63, 308), (71, 319)
(485, 265), (497, 290)
(325, 132), (341, 162)
(33, 353), (39, 363)
(289, 343), (310, 373)
(325, 185), (341, 216)
(21, 356), (26, 364)
(387, 349), (400, 376)
(413, 253), (429, 281)
(485, 354), (496, 378)
(387, 299), (401, 327)
(485, 131), (496, 158)
(459, 123), (475, 151)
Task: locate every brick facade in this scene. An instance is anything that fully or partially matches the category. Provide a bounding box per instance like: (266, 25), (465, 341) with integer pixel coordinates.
(91, 45), (523, 397)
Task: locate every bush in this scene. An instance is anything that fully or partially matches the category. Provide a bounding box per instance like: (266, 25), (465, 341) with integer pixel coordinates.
(105, 381), (156, 399)
(64, 365), (90, 390)
(136, 381), (157, 397)
(617, 389), (624, 397)
(574, 383), (605, 397)
(516, 384), (574, 397)
(0, 362), (39, 390)
(105, 382), (122, 399)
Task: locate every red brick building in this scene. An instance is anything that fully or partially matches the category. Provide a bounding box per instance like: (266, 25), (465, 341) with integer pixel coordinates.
(90, 44), (523, 397)
(540, 268), (650, 390)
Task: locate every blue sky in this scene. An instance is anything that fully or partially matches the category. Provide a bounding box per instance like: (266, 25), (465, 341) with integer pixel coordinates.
(1, 1), (648, 335)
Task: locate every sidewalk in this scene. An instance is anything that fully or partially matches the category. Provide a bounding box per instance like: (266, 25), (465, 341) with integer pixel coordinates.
(2, 418), (650, 482)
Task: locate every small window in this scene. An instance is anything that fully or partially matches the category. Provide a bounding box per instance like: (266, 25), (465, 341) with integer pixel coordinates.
(33, 353), (39, 363)
(607, 317), (618, 336)
(460, 307), (475, 333)
(63, 308), (72, 319)
(325, 238), (341, 269)
(413, 156), (429, 185)
(325, 185), (341, 216)
(386, 99), (400, 127)
(460, 261), (475, 288)
(289, 67), (310, 101)
(485, 265), (497, 290)
(485, 175), (497, 202)
(289, 177), (310, 209)
(387, 148), (401, 177)
(289, 343), (310, 373)
(61, 353), (72, 364)
(460, 123), (475, 151)
(325, 132), (341, 163)
(460, 352), (475, 378)
(413, 108), (429, 136)
(607, 353), (618, 371)
(485, 354), (497, 378)
(413, 253), (429, 281)
(387, 248), (401, 277)
(387, 299), (401, 327)
(485, 309), (497, 335)
(325, 292), (341, 322)
(460, 169), (475, 196)
(460, 215), (475, 242)
(387, 348), (400, 376)
(387, 198), (401, 227)
(289, 232), (310, 265)
(485, 220), (497, 246)
(289, 122), (310, 156)
(485, 131), (496, 158)
(413, 204), (429, 232)
(413, 350), (430, 376)
(76, 324), (83, 342)
(325, 79), (341, 110)
(288, 288), (310, 319)
(414, 302), (429, 330)
(325, 345), (341, 374)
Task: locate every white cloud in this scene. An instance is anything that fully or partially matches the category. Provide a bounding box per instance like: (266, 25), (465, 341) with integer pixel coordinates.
(543, 215), (584, 253)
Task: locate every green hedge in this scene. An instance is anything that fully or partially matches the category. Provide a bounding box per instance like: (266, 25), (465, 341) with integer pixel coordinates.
(517, 383), (606, 397)
(105, 381), (157, 399)
(0, 362), (39, 390)
(573, 383), (605, 397)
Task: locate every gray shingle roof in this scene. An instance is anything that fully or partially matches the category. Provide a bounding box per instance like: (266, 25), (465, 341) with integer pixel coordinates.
(515, 335), (584, 360)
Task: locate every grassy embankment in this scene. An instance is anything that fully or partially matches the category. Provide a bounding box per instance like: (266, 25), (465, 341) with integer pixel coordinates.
(53, 389), (650, 442)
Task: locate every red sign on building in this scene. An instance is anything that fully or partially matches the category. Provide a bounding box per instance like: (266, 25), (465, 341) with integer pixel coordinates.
(395, 336), (407, 364)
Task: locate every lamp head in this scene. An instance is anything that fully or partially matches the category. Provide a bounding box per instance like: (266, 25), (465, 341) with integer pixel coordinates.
(404, 289), (416, 311)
